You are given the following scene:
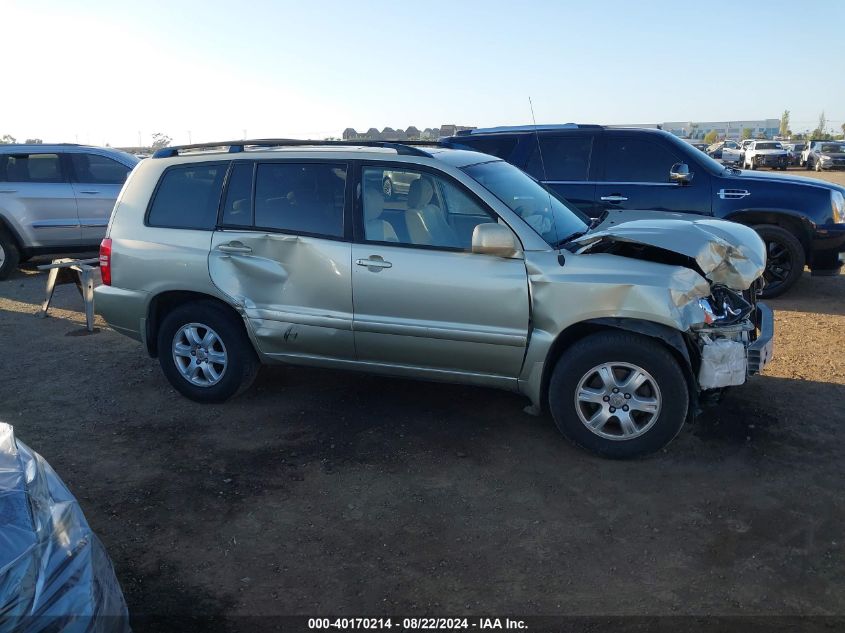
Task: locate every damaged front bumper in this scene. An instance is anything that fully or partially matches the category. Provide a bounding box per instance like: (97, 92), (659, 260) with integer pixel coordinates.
(694, 301), (774, 390)
(747, 302), (774, 374)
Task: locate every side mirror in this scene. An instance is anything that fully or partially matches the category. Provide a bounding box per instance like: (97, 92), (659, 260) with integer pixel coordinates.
(670, 162), (694, 184)
(471, 223), (521, 258)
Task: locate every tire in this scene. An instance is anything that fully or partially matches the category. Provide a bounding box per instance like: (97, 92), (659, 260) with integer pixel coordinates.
(0, 227), (21, 281)
(157, 300), (259, 403)
(548, 331), (688, 459)
(815, 160), (823, 172)
(382, 177), (393, 199)
(754, 224), (805, 298)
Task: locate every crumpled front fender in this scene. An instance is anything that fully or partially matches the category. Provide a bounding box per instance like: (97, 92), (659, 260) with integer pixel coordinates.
(518, 251), (712, 411)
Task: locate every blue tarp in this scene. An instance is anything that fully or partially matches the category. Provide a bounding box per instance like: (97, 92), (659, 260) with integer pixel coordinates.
(0, 423), (130, 632)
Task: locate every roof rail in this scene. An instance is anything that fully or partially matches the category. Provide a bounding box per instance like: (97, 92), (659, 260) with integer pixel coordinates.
(455, 123), (601, 136)
(151, 138), (439, 159)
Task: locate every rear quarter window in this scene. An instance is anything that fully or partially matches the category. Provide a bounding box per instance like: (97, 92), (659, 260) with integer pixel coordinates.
(147, 163), (227, 230)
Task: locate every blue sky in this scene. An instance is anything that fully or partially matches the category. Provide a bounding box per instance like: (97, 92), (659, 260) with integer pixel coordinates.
(2, 0), (843, 146)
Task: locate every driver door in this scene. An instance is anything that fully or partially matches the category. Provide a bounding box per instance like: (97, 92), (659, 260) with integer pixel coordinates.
(351, 164), (530, 380)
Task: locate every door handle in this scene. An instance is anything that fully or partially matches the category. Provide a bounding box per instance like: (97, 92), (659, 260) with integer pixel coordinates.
(79, 190), (101, 195)
(356, 257), (392, 269)
(218, 242), (253, 254)
(600, 195), (628, 203)
(0, 190), (17, 194)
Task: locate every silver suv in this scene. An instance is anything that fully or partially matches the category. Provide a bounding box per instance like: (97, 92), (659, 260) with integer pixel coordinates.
(95, 140), (774, 458)
(0, 144), (138, 278)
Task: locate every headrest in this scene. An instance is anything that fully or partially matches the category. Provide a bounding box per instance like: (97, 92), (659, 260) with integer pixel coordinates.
(407, 178), (433, 209)
(363, 187), (384, 219)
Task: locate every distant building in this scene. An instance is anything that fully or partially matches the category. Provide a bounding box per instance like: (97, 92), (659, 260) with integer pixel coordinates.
(340, 124), (476, 141)
(660, 119), (780, 140)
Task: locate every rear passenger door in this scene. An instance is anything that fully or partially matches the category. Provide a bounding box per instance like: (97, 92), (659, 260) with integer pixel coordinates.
(594, 133), (712, 217)
(208, 160), (356, 362)
(520, 132), (599, 217)
(0, 152), (81, 247)
(68, 152), (132, 243)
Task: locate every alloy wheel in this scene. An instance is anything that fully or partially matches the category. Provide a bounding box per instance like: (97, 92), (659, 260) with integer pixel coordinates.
(172, 322), (228, 387)
(574, 362), (662, 441)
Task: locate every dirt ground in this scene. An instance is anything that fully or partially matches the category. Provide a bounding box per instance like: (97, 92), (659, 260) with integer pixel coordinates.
(0, 168), (843, 630)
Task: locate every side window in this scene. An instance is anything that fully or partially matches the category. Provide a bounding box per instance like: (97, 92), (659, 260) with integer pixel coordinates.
(254, 163), (345, 238)
(604, 137), (682, 183)
(361, 166), (496, 250)
(147, 163), (226, 230)
(524, 135), (593, 181)
(70, 153), (130, 184)
(0, 153), (64, 183)
(221, 162), (254, 227)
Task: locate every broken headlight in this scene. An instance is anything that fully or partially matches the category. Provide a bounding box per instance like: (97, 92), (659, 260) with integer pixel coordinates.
(698, 286), (753, 326)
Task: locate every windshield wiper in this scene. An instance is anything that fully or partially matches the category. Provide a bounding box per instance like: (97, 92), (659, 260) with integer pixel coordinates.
(554, 229), (589, 248)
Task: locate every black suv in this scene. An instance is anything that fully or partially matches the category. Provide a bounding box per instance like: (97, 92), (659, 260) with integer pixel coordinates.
(441, 124), (845, 297)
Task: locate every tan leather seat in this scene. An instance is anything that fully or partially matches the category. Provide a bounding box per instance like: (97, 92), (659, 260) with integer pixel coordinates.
(363, 188), (398, 243)
(405, 178), (459, 248)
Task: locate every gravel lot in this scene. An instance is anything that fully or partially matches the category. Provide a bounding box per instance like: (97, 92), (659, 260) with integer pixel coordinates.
(0, 169), (843, 630)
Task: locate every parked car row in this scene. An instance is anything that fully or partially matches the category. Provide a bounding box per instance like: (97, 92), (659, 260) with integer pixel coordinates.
(4, 126), (844, 458)
(802, 140), (845, 171)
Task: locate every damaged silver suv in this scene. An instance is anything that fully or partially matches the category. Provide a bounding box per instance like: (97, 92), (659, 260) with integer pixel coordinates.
(95, 140), (774, 458)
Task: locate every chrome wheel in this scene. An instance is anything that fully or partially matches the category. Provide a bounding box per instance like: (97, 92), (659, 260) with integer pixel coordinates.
(0, 243), (5, 269)
(574, 362), (661, 441)
(172, 322), (228, 387)
(383, 178), (393, 198)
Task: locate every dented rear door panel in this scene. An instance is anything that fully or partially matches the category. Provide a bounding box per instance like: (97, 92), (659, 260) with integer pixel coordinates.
(208, 231), (355, 360)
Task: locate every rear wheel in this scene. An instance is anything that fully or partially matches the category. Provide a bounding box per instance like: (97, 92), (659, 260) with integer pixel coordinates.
(548, 331), (688, 459)
(157, 300), (259, 402)
(0, 228), (20, 281)
(754, 224), (805, 298)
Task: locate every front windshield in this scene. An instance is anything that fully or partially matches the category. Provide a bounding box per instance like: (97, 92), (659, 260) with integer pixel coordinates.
(756, 142), (782, 150)
(821, 143), (845, 153)
(462, 160), (588, 247)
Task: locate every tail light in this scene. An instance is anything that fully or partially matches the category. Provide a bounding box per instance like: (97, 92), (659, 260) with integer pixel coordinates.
(99, 238), (112, 286)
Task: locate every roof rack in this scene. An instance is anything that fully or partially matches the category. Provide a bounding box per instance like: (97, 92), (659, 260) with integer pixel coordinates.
(455, 123), (602, 136)
(152, 138), (440, 159)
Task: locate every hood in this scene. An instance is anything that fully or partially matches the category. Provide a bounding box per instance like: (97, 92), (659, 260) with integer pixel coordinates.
(752, 149), (787, 155)
(731, 168), (845, 193)
(572, 211), (766, 290)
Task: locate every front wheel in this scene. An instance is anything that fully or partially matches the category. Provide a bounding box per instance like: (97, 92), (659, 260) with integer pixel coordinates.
(157, 300), (259, 402)
(548, 331), (688, 459)
(815, 160), (823, 172)
(755, 224), (805, 298)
